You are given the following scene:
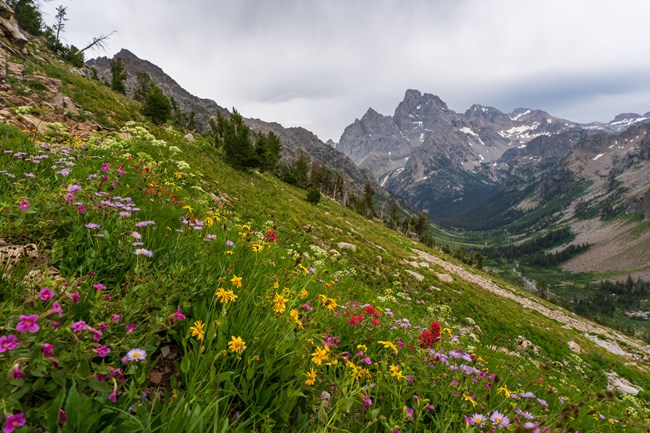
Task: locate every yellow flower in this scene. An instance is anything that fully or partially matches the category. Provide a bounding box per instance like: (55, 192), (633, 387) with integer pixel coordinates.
(497, 385), (510, 399)
(239, 231), (248, 238)
(378, 340), (399, 354)
(311, 346), (330, 366)
(216, 287), (237, 304)
(225, 250), (233, 255)
(463, 394), (477, 407)
(325, 298), (337, 311)
(298, 263), (309, 275)
(189, 320), (204, 341)
(389, 364), (405, 380)
(242, 224), (251, 231)
(230, 275), (243, 288)
(252, 243), (263, 253)
(300, 289), (308, 299)
(205, 217), (214, 227)
(273, 293), (288, 314)
(289, 309), (303, 328)
(357, 344), (367, 351)
(182, 205), (193, 212)
(305, 368), (317, 385)
(273, 282), (280, 289)
(228, 335), (246, 353)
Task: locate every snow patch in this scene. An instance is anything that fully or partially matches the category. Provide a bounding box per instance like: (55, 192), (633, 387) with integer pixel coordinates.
(593, 153), (605, 161)
(511, 109), (531, 121)
(416, 104), (421, 110)
(459, 127), (478, 137)
(413, 121), (423, 127)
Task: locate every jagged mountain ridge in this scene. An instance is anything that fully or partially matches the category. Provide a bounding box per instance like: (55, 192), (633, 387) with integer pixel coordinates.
(86, 49), (375, 188)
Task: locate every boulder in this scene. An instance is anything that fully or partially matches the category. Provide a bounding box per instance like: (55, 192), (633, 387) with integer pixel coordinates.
(567, 341), (582, 354)
(405, 269), (424, 281)
(0, 1), (29, 48)
(336, 242), (357, 252)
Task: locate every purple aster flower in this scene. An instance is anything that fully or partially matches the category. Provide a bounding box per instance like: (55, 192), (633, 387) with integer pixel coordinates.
(85, 223), (101, 229)
(490, 411), (510, 429)
(0, 334), (20, 352)
(16, 314), (40, 333)
(467, 413), (486, 426)
(134, 248), (153, 257)
(119, 211), (131, 218)
(68, 184), (82, 193)
(126, 348), (147, 362)
(226, 240), (235, 247)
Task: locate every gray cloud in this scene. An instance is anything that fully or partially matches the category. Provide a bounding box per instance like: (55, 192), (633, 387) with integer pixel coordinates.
(42, 0), (650, 141)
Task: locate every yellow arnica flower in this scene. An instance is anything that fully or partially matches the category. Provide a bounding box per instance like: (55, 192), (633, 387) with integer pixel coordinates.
(216, 288), (237, 304)
(189, 320), (204, 341)
(311, 346), (330, 366)
(300, 289), (308, 299)
(389, 364), (405, 380)
(378, 340), (399, 354)
(289, 309), (303, 329)
(497, 385), (510, 399)
(305, 368), (317, 385)
(225, 250), (233, 255)
(182, 205), (193, 212)
(273, 293), (288, 314)
(205, 217), (214, 227)
(325, 298), (337, 311)
(228, 335), (246, 353)
(273, 282), (280, 289)
(252, 243), (263, 253)
(230, 275), (243, 288)
(463, 394), (477, 407)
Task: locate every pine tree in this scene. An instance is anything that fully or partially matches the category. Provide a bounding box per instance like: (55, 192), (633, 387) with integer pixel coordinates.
(141, 83), (171, 125)
(110, 57), (128, 94)
(294, 151), (310, 188)
(8, 0), (43, 35)
(133, 71), (152, 102)
(216, 109), (256, 170)
(363, 182), (375, 218)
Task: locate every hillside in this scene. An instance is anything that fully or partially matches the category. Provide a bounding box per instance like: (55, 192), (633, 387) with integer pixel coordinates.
(1, 14), (650, 433)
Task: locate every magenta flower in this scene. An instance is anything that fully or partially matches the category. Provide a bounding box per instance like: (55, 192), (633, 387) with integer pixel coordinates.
(108, 381), (117, 403)
(98, 323), (109, 332)
(91, 328), (103, 342)
(362, 396), (373, 409)
(50, 302), (63, 317)
(19, 200), (30, 211)
(134, 248), (153, 257)
(71, 320), (89, 332)
(360, 357), (372, 365)
(39, 287), (54, 301)
(93, 283), (106, 292)
(2, 412), (26, 433)
(0, 334), (20, 352)
(101, 162), (110, 172)
(68, 293), (80, 304)
(12, 363), (26, 379)
(77, 205), (87, 214)
(172, 306), (186, 323)
(112, 314), (121, 322)
(85, 223), (101, 229)
(125, 324), (137, 333)
(16, 315), (40, 333)
(42, 343), (54, 357)
(59, 409), (67, 424)
(95, 345), (111, 357)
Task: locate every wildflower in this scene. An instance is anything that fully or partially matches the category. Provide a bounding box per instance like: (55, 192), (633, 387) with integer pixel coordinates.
(273, 293), (288, 314)
(311, 346), (330, 366)
(126, 348), (147, 362)
(230, 275), (242, 288)
(289, 309), (303, 328)
(0, 335), (20, 352)
(91, 328), (103, 342)
(68, 293), (80, 304)
(389, 364), (405, 380)
(93, 283), (107, 292)
(303, 302), (313, 311)
(490, 411), (510, 429)
(300, 289), (308, 299)
(77, 205), (87, 214)
(226, 240), (235, 247)
(72, 321), (88, 332)
(135, 220), (155, 227)
(39, 287), (54, 300)
(95, 345), (111, 357)
(19, 200), (30, 211)
(131, 231), (142, 240)
(189, 320), (204, 340)
(134, 248), (153, 257)
(50, 302), (63, 317)
(85, 223), (101, 229)
(42, 343), (54, 357)
(171, 306), (186, 323)
(360, 357), (372, 365)
(497, 385), (511, 399)
(16, 314), (40, 333)
(125, 324), (137, 333)
(119, 211), (131, 218)
(12, 363), (26, 379)
(228, 336), (247, 353)
(109, 379), (118, 403)
(252, 243), (263, 253)
(404, 406), (414, 421)
(2, 413), (26, 433)
(215, 288), (237, 304)
(59, 409), (67, 424)
(467, 413), (486, 426)
(362, 396), (373, 409)
(101, 162), (110, 172)
(112, 314), (121, 322)
(378, 340), (399, 354)
(463, 394), (477, 408)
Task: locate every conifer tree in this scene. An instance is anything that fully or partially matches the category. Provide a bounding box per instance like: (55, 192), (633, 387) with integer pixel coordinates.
(141, 83), (171, 125)
(216, 109), (256, 170)
(8, 0), (43, 35)
(110, 57), (128, 94)
(133, 71), (152, 102)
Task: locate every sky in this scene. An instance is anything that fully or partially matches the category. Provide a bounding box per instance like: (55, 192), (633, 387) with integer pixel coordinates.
(40, 0), (650, 142)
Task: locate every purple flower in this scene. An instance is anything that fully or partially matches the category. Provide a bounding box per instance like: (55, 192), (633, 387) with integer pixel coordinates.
(362, 396), (372, 409)
(119, 211), (131, 218)
(125, 324), (137, 333)
(50, 302), (63, 317)
(91, 328), (103, 342)
(172, 306), (186, 323)
(42, 343), (54, 357)
(360, 357), (372, 365)
(39, 287), (54, 301)
(19, 200), (30, 211)
(134, 248), (153, 257)
(68, 184), (82, 193)
(12, 363), (26, 379)
(85, 223), (101, 229)
(490, 411), (510, 429)
(226, 240), (235, 247)
(59, 409), (67, 424)
(72, 320), (89, 332)
(77, 205), (87, 214)
(93, 283), (106, 292)
(68, 293), (80, 304)
(126, 348), (146, 362)
(0, 334), (20, 352)
(98, 323), (109, 332)
(467, 413), (486, 426)
(101, 162), (110, 172)
(16, 314), (40, 333)
(109, 382), (117, 403)
(132, 242), (144, 247)
(135, 220), (155, 227)
(112, 314), (121, 322)
(2, 412), (26, 433)
(95, 345), (111, 357)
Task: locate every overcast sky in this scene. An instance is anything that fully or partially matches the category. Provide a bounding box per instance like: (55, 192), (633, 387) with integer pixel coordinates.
(41, 0), (650, 142)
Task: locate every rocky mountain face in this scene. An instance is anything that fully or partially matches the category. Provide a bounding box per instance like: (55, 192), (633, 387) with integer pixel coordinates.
(86, 50), (374, 189)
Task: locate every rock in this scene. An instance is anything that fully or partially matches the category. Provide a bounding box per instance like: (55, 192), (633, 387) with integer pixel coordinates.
(0, 1), (29, 48)
(49, 93), (79, 115)
(6, 61), (24, 77)
(184, 133), (195, 141)
(319, 390), (331, 409)
(516, 336), (539, 354)
(606, 371), (642, 396)
(337, 242), (357, 252)
(19, 114), (51, 134)
(376, 255), (383, 262)
(567, 341), (582, 354)
(436, 273), (454, 283)
(148, 371), (164, 386)
(405, 269), (424, 281)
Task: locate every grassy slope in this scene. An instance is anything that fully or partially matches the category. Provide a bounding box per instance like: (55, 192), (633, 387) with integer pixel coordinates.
(0, 48), (649, 432)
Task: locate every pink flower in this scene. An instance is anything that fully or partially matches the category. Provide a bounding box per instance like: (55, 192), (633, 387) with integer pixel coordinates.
(125, 324), (137, 333)
(19, 200), (29, 211)
(50, 302), (63, 317)
(98, 323), (109, 332)
(91, 328), (103, 342)
(42, 343), (54, 357)
(2, 412), (26, 433)
(77, 205), (87, 214)
(39, 287), (54, 301)
(71, 320), (89, 332)
(0, 334), (20, 352)
(93, 283), (106, 292)
(95, 345), (111, 357)
(16, 315), (40, 333)
(68, 292), (80, 304)
(171, 306), (186, 323)
(12, 363), (26, 379)
(101, 162), (110, 172)
(112, 314), (121, 322)
(362, 396), (373, 409)
(59, 409), (67, 424)
(108, 381), (117, 403)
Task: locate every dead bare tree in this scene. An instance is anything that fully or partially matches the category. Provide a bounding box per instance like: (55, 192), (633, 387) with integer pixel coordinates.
(78, 31), (116, 55)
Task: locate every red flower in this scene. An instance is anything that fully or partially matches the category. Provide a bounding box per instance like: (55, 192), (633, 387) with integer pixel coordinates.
(418, 321), (442, 349)
(363, 305), (381, 318)
(348, 314), (364, 327)
(265, 230), (277, 242)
